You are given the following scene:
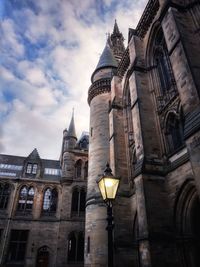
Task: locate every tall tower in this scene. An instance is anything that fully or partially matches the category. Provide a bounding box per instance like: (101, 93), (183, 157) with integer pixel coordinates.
(60, 112), (77, 180)
(85, 38), (118, 266)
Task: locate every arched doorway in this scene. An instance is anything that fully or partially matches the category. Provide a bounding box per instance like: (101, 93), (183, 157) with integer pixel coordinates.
(36, 246), (49, 267)
(175, 180), (200, 267)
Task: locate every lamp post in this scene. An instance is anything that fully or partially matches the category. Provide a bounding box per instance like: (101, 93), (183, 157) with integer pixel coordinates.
(97, 163), (120, 267)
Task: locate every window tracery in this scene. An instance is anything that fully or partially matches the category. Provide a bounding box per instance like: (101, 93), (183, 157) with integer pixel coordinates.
(165, 111), (184, 154)
(71, 187), (86, 217)
(154, 30), (177, 111)
(75, 160), (82, 179)
(17, 186), (34, 214)
(42, 188), (58, 215)
(124, 85), (136, 179)
(0, 183), (11, 209)
(26, 163), (38, 175)
(68, 232), (84, 262)
(84, 161), (88, 179)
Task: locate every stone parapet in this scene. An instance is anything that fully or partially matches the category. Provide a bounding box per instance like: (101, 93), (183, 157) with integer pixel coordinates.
(88, 78), (111, 105)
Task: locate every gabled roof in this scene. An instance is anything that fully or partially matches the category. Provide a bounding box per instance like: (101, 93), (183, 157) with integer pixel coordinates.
(26, 148), (41, 161)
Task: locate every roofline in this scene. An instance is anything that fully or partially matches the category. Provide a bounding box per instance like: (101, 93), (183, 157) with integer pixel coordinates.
(91, 65), (117, 83)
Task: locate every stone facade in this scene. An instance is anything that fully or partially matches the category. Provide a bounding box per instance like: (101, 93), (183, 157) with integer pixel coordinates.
(86, 1), (200, 267)
(0, 116), (89, 267)
(0, 0), (200, 267)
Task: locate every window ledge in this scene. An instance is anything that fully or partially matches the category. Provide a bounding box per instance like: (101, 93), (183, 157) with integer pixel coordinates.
(168, 146), (187, 163)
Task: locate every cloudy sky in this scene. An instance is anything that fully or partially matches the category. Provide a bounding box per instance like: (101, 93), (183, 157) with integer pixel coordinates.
(0, 0), (148, 159)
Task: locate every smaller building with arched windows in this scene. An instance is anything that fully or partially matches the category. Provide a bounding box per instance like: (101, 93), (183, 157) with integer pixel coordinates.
(0, 126), (88, 267)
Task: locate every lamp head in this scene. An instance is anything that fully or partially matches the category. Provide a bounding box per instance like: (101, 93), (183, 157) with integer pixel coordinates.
(97, 163), (120, 202)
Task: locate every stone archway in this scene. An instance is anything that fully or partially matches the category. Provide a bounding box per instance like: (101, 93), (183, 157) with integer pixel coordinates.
(36, 246), (49, 267)
(174, 180), (200, 267)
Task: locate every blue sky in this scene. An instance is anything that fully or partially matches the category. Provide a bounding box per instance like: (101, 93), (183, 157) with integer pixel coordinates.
(0, 0), (148, 159)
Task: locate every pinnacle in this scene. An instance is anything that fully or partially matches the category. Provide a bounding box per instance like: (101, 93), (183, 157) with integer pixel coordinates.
(113, 19), (120, 35)
(67, 111), (77, 139)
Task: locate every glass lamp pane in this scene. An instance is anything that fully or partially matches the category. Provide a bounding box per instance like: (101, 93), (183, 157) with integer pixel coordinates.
(104, 178), (119, 199)
(98, 179), (106, 200)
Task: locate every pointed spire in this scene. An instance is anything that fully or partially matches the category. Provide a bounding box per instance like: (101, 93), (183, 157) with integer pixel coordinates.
(67, 109), (77, 140)
(113, 19), (120, 35)
(110, 20), (125, 62)
(91, 40), (118, 82)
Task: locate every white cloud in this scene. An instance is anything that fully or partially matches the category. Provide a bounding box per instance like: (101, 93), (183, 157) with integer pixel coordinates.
(1, 19), (24, 58)
(0, 0), (148, 159)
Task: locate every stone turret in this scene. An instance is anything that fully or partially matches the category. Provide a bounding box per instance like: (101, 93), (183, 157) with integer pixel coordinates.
(85, 30), (119, 267)
(60, 112), (77, 181)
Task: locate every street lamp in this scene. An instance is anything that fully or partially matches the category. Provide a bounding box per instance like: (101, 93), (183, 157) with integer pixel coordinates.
(97, 163), (120, 267)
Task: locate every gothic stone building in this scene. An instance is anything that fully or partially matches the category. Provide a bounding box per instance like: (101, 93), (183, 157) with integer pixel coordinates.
(0, 115), (89, 267)
(85, 0), (200, 267)
(1, 0), (200, 266)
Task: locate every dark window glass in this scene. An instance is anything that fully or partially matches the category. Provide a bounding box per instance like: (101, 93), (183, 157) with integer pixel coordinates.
(32, 164), (38, 174)
(166, 112), (184, 154)
(154, 30), (177, 111)
(17, 186), (34, 214)
(80, 190), (86, 212)
(84, 161), (88, 179)
(6, 230), (29, 263)
(42, 188), (58, 215)
(77, 232), (84, 261)
(71, 188), (86, 217)
(75, 160), (82, 178)
(26, 163), (38, 175)
(68, 232), (84, 262)
(87, 236), (90, 254)
(68, 233), (76, 262)
(0, 183), (11, 209)
(155, 49), (172, 94)
(26, 164), (32, 174)
(71, 189), (79, 213)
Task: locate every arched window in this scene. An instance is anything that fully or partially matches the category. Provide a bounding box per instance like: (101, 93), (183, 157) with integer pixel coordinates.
(165, 112), (184, 154)
(84, 161), (88, 179)
(175, 180), (200, 267)
(17, 186), (34, 214)
(155, 49), (172, 94)
(154, 29), (177, 110)
(0, 183), (11, 209)
(71, 187), (86, 217)
(75, 160), (82, 179)
(68, 232), (84, 262)
(42, 188), (58, 215)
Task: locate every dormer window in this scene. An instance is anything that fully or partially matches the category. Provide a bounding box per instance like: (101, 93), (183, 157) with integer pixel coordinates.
(26, 163), (38, 174)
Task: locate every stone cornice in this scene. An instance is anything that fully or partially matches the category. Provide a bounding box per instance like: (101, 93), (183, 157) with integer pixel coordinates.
(135, 0), (160, 38)
(117, 48), (130, 78)
(88, 78), (111, 105)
